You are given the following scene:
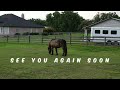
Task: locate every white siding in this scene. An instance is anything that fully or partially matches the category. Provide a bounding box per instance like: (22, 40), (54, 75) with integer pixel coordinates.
(92, 19), (120, 27)
(91, 27), (120, 37)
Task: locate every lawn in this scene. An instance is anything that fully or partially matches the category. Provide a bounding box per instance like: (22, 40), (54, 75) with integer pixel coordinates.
(0, 43), (120, 79)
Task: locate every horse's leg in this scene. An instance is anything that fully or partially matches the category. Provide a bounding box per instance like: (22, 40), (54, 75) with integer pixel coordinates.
(64, 48), (67, 56)
(55, 48), (58, 55)
(48, 47), (51, 54)
(51, 48), (54, 55)
(62, 47), (65, 56)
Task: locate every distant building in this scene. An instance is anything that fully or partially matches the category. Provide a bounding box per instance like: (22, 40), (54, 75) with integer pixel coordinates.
(0, 14), (44, 35)
(84, 18), (120, 43)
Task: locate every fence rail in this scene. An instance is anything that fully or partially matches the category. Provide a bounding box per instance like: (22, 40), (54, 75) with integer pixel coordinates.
(0, 33), (120, 46)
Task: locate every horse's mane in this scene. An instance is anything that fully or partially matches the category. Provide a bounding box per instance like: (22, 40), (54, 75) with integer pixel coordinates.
(51, 39), (56, 41)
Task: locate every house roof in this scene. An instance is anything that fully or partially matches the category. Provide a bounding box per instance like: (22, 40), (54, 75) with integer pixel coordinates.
(83, 18), (120, 30)
(0, 14), (44, 28)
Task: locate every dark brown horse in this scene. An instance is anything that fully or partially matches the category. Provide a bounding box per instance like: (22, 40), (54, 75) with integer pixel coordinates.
(48, 39), (67, 56)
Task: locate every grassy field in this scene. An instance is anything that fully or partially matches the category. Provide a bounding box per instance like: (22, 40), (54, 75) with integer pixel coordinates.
(0, 43), (120, 79)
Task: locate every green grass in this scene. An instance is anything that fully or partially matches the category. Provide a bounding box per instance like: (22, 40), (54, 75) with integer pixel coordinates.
(0, 43), (120, 79)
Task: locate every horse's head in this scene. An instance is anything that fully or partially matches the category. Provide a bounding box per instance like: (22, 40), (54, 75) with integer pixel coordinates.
(48, 46), (51, 54)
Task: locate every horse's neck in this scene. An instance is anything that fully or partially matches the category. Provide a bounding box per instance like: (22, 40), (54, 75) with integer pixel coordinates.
(48, 42), (51, 47)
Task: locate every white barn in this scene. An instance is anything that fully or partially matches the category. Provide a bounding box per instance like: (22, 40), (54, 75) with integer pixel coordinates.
(84, 18), (120, 44)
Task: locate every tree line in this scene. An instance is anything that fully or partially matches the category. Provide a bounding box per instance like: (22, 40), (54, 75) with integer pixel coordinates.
(29, 11), (120, 32)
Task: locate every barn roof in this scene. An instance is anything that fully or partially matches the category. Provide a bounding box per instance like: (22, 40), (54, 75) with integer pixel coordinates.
(0, 14), (44, 28)
(83, 18), (120, 30)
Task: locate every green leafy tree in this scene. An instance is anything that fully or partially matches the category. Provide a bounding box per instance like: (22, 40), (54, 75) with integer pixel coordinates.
(46, 13), (53, 26)
(60, 11), (84, 32)
(46, 11), (84, 32)
(78, 19), (93, 32)
(93, 12), (101, 23)
(29, 18), (47, 26)
(93, 12), (120, 23)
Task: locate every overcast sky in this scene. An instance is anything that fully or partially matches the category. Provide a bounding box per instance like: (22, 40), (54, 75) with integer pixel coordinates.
(0, 11), (120, 20)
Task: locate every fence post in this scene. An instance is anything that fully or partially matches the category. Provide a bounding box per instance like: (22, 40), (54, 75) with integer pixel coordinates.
(7, 35), (8, 43)
(70, 32), (71, 45)
(29, 35), (31, 43)
(18, 35), (19, 43)
(104, 37), (106, 46)
(41, 34), (43, 43)
(86, 36), (88, 46)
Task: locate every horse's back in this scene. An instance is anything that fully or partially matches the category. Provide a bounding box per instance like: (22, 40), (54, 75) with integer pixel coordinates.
(49, 39), (66, 48)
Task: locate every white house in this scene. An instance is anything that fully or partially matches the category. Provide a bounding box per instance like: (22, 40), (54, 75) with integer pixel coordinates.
(0, 14), (44, 35)
(84, 18), (120, 44)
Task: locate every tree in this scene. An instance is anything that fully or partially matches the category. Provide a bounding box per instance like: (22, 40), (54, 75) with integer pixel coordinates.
(93, 12), (101, 23)
(46, 11), (84, 32)
(78, 19), (93, 32)
(93, 12), (120, 23)
(61, 11), (84, 32)
(46, 11), (62, 32)
(46, 13), (53, 26)
(29, 18), (47, 26)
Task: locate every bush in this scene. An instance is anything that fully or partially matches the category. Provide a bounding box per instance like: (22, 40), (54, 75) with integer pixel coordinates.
(30, 33), (39, 35)
(15, 33), (20, 35)
(49, 32), (54, 35)
(43, 27), (56, 33)
(23, 32), (40, 35)
(23, 32), (30, 35)
(42, 32), (48, 36)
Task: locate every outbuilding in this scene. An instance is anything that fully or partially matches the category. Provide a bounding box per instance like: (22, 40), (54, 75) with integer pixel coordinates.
(84, 18), (120, 44)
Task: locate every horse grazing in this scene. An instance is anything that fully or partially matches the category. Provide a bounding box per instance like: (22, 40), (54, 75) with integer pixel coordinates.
(48, 39), (67, 56)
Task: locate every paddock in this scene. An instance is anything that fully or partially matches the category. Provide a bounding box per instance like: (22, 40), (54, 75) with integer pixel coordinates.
(0, 43), (120, 79)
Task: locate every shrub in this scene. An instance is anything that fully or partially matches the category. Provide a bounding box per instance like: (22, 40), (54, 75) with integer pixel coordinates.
(42, 32), (48, 36)
(23, 32), (40, 35)
(43, 27), (56, 33)
(30, 33), (39, 35)
(23, 32), (30, 35)
(15, 33), (21, 35)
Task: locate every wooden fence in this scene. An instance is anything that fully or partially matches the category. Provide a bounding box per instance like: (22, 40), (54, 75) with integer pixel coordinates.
(0, 32), (120, 46)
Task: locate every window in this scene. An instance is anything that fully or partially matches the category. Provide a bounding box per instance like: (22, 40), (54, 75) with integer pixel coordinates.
(95, 30), (100, 34)
(103, 30), (108, 34)
(111, 30), (117, 34)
